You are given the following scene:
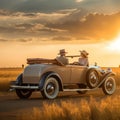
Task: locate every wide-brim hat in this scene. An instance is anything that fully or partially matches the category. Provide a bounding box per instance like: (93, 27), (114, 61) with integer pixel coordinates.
(80, 50), (89, 57)
(58, 49), (67, 55)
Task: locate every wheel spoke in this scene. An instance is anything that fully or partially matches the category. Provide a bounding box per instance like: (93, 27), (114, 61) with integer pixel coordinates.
(102, 76), (116, 95)
(89, 71), (99, 87)
(41, 77), (59, 99)
(106, 79), (114, 91)
(86, 68), (100, 88)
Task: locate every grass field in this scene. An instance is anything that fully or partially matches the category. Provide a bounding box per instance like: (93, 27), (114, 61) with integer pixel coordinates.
(0, 67), (120, 120)
(0, 67), (120, 91)
(19, 96), (120, 120)
(0, 68), (23, 91)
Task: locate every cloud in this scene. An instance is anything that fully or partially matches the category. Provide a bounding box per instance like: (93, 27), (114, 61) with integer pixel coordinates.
(46, 11), (120, 41)
(0, 37), (34, 43)
(0, 38), (8, 42)
(0, 9), (71, 41)
(52, 36), (73, 41)
(76, 0), (120, 13)
(75, 0), (84, 2)
(17, 38), (33, 43)
(0, 0), (120, 13)
(0, 0), (76, 13)
(0, 8), (120, 44)
(0, 9), (10, 16)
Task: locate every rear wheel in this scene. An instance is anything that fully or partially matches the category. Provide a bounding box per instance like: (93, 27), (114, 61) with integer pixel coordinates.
(16, 89), (32, 99)
(86, 68), (100, 88)
(102, 76), (116, 95)
(41, 77), (59, 99)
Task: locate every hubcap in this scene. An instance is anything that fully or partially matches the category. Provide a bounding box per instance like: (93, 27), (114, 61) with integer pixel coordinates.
(106, 80), (113, 91)
(46, 83), (55, 95)
(90, 72), (98, 86)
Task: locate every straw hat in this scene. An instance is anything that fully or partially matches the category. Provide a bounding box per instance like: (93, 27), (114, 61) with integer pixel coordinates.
(80, 50), (89, 57)
(58, 49), (67, 55)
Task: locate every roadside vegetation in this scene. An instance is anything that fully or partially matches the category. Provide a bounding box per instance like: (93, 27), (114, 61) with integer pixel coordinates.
(0, 68), (23, 91)
(19, 96), (120, 120)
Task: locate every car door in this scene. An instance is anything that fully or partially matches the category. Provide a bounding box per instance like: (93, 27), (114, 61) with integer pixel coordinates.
(70, 65), (88, 84)
(47, 65), (72, 84)
(58, 65), (72, 84)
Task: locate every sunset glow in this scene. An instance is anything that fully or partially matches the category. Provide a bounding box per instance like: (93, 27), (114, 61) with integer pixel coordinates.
(108, 34), (120, 52)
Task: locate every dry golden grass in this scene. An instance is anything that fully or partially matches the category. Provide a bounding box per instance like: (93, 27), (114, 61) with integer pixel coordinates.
(0, 68), (23, 91)
(19, 96), (120, 120)
(112, 67), (120, 86)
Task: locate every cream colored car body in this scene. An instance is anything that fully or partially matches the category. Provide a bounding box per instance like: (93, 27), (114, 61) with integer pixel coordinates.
(23, 64), (88, 85)
(10, 58), (116, 99)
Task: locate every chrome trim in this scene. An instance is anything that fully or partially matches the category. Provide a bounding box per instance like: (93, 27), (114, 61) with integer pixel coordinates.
(63, 88), (98, 92)
(10, 85), (39, 89)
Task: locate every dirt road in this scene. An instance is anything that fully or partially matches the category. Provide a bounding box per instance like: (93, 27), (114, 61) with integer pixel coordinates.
(0, 89), (119, 120)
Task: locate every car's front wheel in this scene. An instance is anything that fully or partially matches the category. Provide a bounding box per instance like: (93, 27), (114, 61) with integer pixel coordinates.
(102, 76), (116, 95)
(16, 89), (32, 99)
(41, 77), (59, 99)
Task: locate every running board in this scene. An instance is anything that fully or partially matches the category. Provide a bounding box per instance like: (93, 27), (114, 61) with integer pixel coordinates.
(10, 85), (98, 92)
(10, 85), (39, 89)
(63, 88), (98, 92)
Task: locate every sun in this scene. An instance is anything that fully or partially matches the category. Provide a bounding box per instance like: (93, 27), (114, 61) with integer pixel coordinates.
(108, 34), (120, 51)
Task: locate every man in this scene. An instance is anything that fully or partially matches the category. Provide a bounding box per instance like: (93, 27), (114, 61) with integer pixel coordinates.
(56, 49), (69, 65)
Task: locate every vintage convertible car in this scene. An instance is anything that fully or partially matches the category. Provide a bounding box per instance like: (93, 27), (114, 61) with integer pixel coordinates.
(10, 58), (116, 99)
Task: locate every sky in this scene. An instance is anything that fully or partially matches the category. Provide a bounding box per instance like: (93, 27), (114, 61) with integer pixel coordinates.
(0, 0), (120, 67)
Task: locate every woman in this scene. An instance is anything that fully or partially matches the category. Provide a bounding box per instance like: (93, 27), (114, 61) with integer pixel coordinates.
(78, 50), (89, 66)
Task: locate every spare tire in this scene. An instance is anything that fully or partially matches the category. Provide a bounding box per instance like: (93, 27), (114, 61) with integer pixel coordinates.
(86, 68), (100, 88)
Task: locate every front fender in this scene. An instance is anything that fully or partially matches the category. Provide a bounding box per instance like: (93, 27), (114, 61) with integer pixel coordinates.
(102, 72), (115, 79)
(39, 72), (63, 91)
(16, 73), (23, 85)
(98, 72), (115, 87)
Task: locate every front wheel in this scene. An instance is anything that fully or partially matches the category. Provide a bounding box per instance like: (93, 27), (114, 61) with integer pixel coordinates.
(16, 89), (32, 99)
(102, 76), (116, 95)
(41, 77), (59, 99)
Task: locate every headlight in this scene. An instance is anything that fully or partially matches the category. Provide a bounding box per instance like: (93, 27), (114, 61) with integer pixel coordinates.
(106, 68), (112, 73)
(100, 70), (105, 74)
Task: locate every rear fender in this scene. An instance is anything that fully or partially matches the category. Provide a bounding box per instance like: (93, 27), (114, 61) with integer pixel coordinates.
(39, 72), (63, 91)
